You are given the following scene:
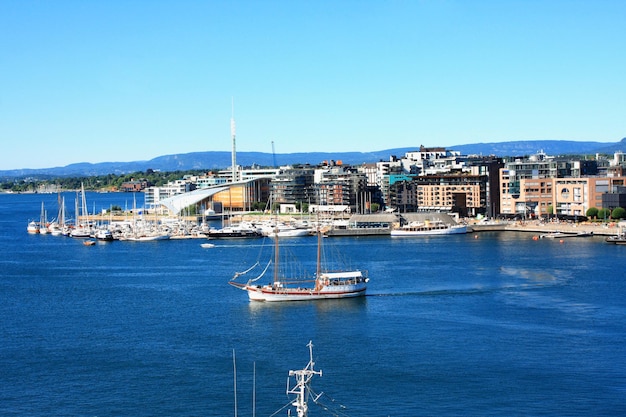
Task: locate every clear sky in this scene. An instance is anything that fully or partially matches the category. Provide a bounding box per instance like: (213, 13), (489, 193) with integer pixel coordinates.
(1, 1), (624, 170)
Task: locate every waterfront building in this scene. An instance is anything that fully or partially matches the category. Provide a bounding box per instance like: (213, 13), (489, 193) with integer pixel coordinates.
(602, 185), (626, 211)
(414, 174), (486, 217)
(401, 146), (465, 175)
(210, 179), (270, 212)
(195, 173), (228, 189)
(120, 179), (149, 193)
(144, 179), (196, 211)
(467, 156), (504, 218)
(388, 179), (419, 213)
(270, 165), (316, 206)
(376, 158), (404, 207)
(499, 151), (602, 217)
(500, 175), (626, 219)
(315, 165), (368, 211)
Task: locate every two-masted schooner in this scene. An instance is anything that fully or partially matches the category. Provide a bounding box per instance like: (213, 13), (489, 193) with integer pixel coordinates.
(229, 227), (368, 302)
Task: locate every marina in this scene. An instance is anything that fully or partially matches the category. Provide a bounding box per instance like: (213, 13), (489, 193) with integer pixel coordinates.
(4, 192), (626, 416)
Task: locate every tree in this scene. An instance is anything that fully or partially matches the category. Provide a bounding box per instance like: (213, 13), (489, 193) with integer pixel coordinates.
(586, 207), (599, 219)
(611, 207), (626, 220)
(598, 208), (611, 221)
(370, 203), (380, 213)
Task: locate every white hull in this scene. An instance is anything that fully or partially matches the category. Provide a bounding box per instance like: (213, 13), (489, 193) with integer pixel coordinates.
(27, 221), (40, 234)
(120, 234), (170, 241)
(70, 227), (92, 238)
(391, 224), (467, 236)
(265, 228), (311, 238)
(233, 281), (367, 302)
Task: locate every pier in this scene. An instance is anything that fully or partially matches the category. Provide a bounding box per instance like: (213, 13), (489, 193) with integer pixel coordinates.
(470, 220), (620, 237)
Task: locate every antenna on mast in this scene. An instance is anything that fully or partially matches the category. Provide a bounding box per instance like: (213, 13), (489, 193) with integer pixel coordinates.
(231, 98), (237, 183)
(271, 141), (277, 168)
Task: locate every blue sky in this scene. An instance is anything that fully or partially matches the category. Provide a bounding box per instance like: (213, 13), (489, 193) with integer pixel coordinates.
(1, 1), (625, 170)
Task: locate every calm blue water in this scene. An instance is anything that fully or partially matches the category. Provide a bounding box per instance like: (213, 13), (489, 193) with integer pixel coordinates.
(1, 192), (626, 416)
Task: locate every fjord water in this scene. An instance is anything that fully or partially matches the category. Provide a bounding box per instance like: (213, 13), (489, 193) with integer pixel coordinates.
(2, 193), (625, 416)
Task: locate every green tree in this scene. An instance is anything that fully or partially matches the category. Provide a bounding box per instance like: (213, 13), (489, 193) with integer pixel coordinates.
(370, 203), (380, 213)
(611, 207), (626, 220)
(598, 208), (611, 221)
(586, 207), (599, 219)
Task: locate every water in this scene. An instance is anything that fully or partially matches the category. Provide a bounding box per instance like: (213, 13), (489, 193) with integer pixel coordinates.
(1, 193), (626, 416)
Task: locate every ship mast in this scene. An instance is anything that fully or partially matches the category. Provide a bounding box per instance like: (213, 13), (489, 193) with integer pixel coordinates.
(274, 228), (279, 286)
(315, 225), (322, 290)
(287, 341), (322, 417)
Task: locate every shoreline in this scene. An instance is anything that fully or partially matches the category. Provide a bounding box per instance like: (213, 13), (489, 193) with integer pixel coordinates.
(471, 220), (623, 237)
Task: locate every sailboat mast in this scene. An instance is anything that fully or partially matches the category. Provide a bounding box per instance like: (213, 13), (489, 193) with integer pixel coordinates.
(316, 227), (321, 281)
(274, 230), (279, 285)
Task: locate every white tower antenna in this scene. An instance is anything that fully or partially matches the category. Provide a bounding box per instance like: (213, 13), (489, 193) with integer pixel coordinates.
(231, 98), (237, 183)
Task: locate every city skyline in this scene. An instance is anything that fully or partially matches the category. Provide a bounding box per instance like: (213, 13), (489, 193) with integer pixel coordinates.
(1, 1), (624, 170)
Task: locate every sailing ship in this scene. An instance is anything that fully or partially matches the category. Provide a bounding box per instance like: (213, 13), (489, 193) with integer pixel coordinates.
(229, 227), (368, 301)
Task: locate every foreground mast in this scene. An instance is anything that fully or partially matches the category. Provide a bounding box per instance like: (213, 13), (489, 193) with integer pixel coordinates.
(287, 341), (322, 417)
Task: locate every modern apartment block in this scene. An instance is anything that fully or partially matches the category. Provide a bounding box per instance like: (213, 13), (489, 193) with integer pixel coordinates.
(499, 151), (626, 218)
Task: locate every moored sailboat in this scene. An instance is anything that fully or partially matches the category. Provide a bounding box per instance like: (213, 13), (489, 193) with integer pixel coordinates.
(229, 226), (368, 302)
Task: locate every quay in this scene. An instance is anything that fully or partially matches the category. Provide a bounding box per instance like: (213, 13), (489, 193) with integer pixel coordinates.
(81, 212), (623, 239)
(470, 220), (621, 237)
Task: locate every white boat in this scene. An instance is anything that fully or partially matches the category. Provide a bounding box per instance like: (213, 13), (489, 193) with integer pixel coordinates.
(606, 226), (626, 244)
(391, 219), (467, 236)
(48, 195), (67, 236)
(119, 232), (170, 242)
(229, 227), (368, 302)
(26, 220), (40, 234)
(200, 242), (215, 248)
(38, 202), (49, 234)
(206, 222), (263, 239)
(94, 228), (114, 241)
(539, 231), (576, 239)
(259, 222), (311, 237)
(70, 183), (94, 238)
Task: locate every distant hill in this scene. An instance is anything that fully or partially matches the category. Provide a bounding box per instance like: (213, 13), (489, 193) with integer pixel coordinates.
(1, 139), (624, 179)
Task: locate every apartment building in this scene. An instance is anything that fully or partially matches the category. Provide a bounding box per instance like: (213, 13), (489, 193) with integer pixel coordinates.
(315, 165), (368, 210)
(500, 176), (626, 218)
(270, 165), (315, 205)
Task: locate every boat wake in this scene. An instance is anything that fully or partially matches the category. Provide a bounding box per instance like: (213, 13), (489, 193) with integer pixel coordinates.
(369, 282), (563, 298)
